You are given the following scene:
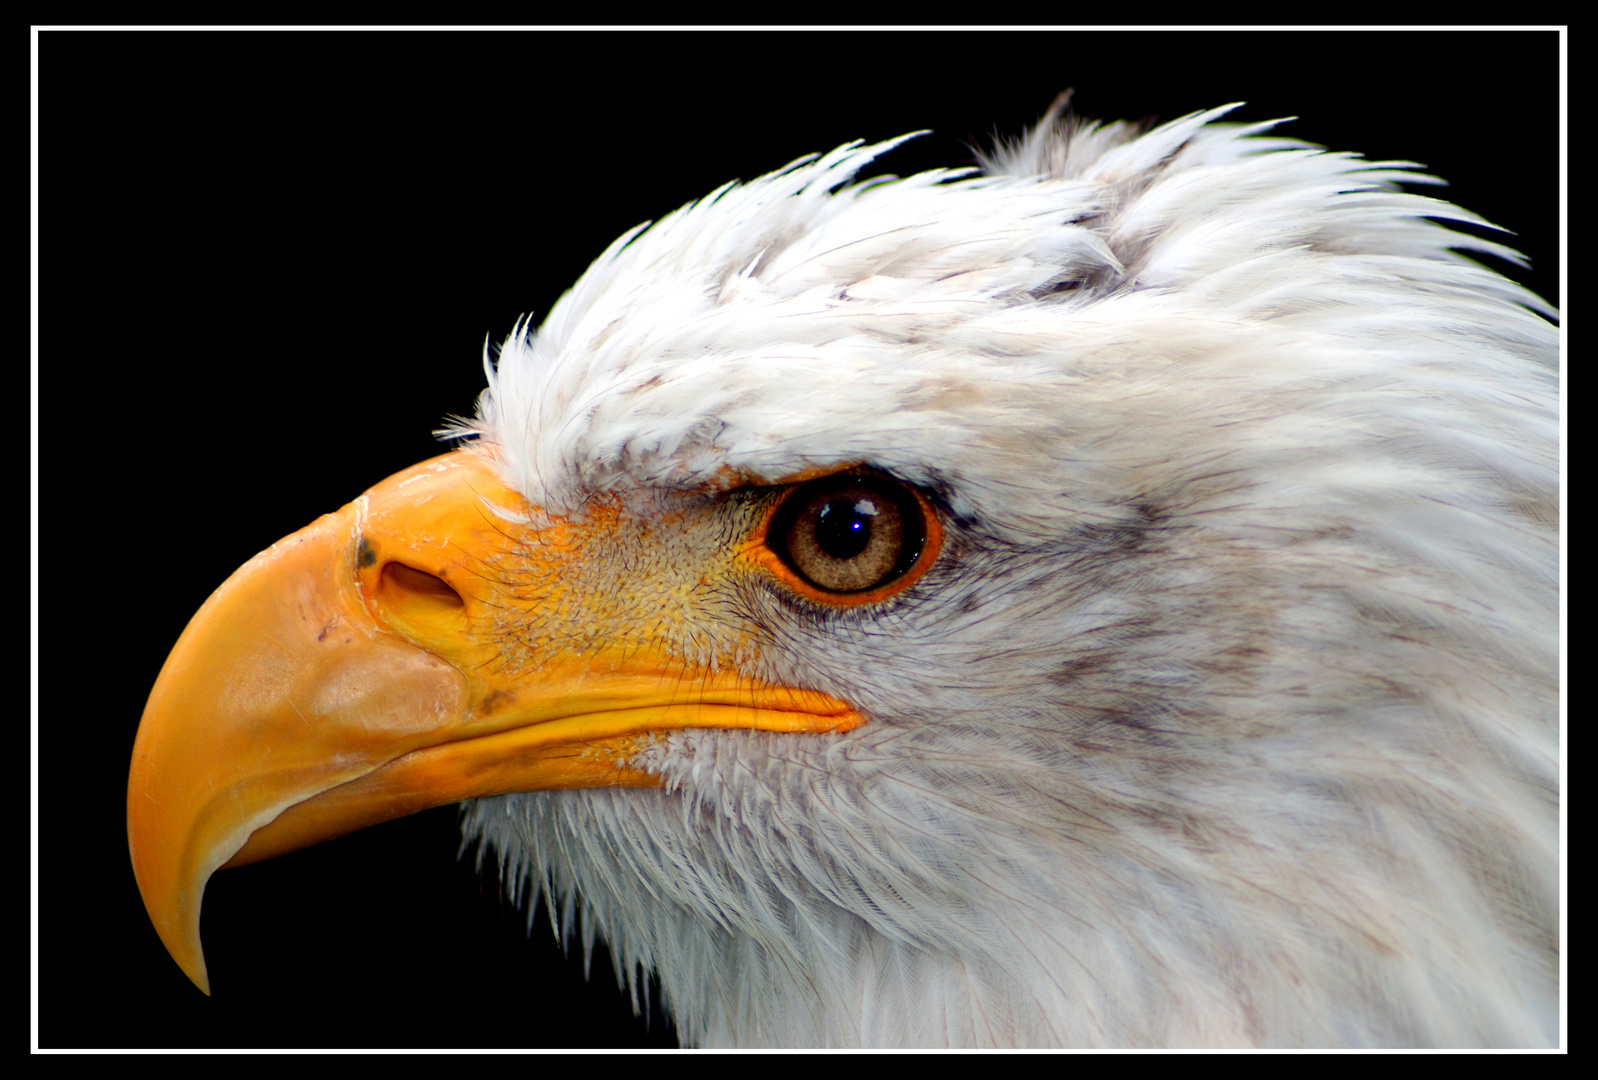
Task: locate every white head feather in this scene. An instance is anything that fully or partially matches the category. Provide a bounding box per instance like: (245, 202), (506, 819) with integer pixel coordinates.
(448, 102), (1557, 1047)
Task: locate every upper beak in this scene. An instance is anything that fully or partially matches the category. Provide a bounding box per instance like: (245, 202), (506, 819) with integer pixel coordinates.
(128, 450), (861, 994)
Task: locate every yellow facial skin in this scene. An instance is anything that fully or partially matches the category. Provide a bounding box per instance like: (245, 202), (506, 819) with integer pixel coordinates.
(127, 451), (864, 994)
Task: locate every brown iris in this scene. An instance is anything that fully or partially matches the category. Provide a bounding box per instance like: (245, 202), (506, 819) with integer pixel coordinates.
(768, 473), (930, 595)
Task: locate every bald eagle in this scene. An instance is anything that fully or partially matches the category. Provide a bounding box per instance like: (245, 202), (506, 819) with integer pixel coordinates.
(128, 99), (1559, 1047)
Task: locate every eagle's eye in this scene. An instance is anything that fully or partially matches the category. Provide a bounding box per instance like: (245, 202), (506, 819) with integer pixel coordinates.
(762, 472), (941, 605)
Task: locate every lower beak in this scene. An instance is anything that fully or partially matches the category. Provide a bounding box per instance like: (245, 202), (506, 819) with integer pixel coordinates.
(127, 451), (861, 994)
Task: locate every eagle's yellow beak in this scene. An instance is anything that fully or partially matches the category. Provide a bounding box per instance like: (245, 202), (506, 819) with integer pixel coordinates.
(128, 451), (862, 994)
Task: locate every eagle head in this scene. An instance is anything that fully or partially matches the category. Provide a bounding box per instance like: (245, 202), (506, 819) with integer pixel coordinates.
(128, 100), (1558, 1046)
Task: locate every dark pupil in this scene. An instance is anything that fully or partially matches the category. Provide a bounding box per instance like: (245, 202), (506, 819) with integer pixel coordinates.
(814, 497), (875, 560)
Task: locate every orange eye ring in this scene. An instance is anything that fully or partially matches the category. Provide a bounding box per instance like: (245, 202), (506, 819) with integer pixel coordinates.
(746, 468), (943, 608)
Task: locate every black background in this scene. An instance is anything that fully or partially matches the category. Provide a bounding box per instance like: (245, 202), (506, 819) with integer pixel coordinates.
(37, 29), (1560, 1049)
